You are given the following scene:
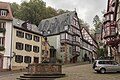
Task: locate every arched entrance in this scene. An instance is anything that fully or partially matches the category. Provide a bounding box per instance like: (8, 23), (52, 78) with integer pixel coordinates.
(0, 53), (3, 71)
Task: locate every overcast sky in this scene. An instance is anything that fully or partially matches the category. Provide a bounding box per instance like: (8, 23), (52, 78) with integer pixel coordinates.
(0, 0), (107, 28)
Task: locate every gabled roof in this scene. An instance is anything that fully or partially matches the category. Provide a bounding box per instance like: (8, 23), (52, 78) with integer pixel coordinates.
(38, 11), (77, 36)
(13, 18), (41, 35)
(81, 27), (99, 48)
(0, 2), (13, 20)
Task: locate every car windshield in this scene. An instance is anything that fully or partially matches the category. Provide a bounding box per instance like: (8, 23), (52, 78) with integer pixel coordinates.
(112, 61), (118, 65)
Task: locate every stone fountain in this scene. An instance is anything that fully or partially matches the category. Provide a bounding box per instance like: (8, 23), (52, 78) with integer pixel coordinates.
(17, 47), (65, 80)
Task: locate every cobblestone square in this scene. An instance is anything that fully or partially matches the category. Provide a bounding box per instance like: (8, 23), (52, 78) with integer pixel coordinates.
(0, 64), (120, 80)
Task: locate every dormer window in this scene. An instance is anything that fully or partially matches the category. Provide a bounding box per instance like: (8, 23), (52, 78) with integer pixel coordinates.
(0, 10), (7, 16)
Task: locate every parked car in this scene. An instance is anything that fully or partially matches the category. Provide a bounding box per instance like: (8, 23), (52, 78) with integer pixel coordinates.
(93, 60), (120, 73)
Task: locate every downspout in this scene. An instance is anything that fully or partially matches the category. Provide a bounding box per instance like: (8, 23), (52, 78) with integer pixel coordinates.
(9, 22), (13, 71)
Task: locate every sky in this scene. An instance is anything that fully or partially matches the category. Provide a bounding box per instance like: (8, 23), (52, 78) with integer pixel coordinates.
(0, 0), (107, 28)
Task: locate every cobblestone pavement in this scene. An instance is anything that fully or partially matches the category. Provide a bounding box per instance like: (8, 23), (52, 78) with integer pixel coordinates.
(56, 64), (120, 80)
(0, 64), (120, 80)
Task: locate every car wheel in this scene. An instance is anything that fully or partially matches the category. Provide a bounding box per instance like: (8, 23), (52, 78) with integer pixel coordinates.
(100, 68), (106, 74)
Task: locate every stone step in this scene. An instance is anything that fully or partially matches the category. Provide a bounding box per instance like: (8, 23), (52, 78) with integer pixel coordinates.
(20, 75), (64, 78)
(17, 73), (65, 80)
(17, 77), (55, 80)
(24, 73), (65, 76)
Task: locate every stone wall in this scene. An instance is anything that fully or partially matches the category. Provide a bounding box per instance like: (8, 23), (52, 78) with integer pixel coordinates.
(28, 63), (62, 74)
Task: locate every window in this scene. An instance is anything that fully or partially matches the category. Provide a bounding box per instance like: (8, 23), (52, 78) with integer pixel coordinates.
(60, 47), (65, 52)
(0, 22), (5, 28)
(34, 36), (39, 42)
(69, 47), (72, 54)
(73, 36), (76, 41)
(60, 33), (65, 39)
(16, 31), (24, 38)
(42, 50), (45, 55)
(0, 10), (7, 16)
(76, 46), (80, 51)
(111, 27), (116, 35)
(15, 55), (23, 63)
(76, 36), (80, 42)
(16, 42), (23, 50)
(69, 35), (72, 41)
(33, 46), (39, 53)
(72, 18), (76, 26)
(0, 37), (5, 46)
(24, 56), (31, 63)
(34, 57), (39, 63)
(25, 33), (32, 40)
(25, 44), (32, 51)
(72, 46), (76, 51)
(66, 33), (70, 39)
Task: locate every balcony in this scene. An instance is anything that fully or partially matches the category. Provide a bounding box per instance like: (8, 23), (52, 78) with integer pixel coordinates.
(103, 11), (114, 25)
(0, 28), (6, 33)
(103, 17), (116, 38)
(60, 39), (72, 45)
(72, 41), (80, 46)
(0, 46), (5, 51)
(72, 51), (80, 56)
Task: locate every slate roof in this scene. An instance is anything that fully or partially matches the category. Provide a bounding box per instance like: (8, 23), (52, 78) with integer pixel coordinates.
(0, 2), (13, 20)
(13, 18), (40, 34)
(38, 11), (77, 36)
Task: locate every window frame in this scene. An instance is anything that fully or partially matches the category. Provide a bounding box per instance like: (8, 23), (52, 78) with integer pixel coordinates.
(24, 56), (31, 63)
(25, 33), (32, 40)
(0, 37), (5, 46)
(16, 31), (24, 38)
(34, 35), (40, 42)
(25, 44), (32, 52)
(16, 42), (24, 50)
(33, 46), (39, 53)
(60, 47), (65, 52)
(0, 22), (5, 28)
(0, 10), (7, 16)
(15, 55), (23, 63)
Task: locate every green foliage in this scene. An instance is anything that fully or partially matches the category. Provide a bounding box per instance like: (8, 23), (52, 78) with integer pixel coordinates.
(96, 48), (107, 58)
(93, 15), (102, 30)
(0, 46), (5, 51)
(11, 0), (67, 26)
(45, 6), (58, 18)
(79, 19), (90, 31)
(0, 28), (6, 33)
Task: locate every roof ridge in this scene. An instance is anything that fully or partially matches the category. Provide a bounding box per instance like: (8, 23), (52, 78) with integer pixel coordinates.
(41, 11), (76, 21)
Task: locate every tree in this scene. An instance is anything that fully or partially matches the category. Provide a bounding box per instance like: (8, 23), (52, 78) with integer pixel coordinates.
(79, 19), (90, 31)
(93, 15), (102, 30)
(11, 2), (20, 18)
(11, 0), (67, 26)
(20, 0), (46, 25)
(45, 6), (58, 18)
(96, 48), (107, 59)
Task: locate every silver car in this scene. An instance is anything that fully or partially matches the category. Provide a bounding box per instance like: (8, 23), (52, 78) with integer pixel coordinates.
(93, 60), (120, 73)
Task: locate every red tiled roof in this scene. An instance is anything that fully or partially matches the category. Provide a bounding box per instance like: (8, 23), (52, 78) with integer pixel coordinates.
(0, 2), (13, 20)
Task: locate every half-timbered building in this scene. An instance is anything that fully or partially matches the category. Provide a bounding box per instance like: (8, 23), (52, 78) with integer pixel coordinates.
(81, 27), (98, 61)
(102, 0), (120, 62)
(38, 11), (82, 63)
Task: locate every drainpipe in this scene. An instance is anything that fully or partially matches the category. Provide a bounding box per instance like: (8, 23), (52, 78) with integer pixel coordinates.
(9, 23), (13, 71)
